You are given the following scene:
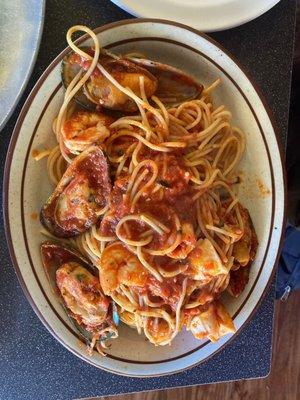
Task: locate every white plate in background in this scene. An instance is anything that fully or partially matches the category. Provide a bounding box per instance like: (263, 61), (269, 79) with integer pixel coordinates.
(110, 0), (281, 32)
(0, 0), (45, 131)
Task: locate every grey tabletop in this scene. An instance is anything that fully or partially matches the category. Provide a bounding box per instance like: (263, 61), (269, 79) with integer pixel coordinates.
(0, 1), (296, 399)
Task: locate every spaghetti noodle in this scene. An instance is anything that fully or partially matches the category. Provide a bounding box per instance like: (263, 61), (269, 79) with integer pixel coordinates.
(38, 25), (258, 349)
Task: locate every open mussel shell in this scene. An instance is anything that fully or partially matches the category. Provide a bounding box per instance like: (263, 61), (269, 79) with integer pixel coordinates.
(40, 145), (111, 238)
(62, 48), (158, 112)
(40, 242), (109, 346)
(61, 47), (96, 111)
(41, 241), (96, 291)
(128, 57), (203, 105)
(62, 46), (203, 111)
(227, 265), (250, 298)
(84, 56), (158, 112)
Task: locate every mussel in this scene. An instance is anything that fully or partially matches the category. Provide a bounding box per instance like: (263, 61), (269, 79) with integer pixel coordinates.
(62, 50), (158, 112)
(61, 48), (96, 111)
(232, 206), (258, 267)
(40, 145), (111, 238)
(227, 205), (258, 297)
(128, 57), (203, 105)
(41, 242), (118, 346)
(227, 265), (250, 298)
(62, 48), (203, 112)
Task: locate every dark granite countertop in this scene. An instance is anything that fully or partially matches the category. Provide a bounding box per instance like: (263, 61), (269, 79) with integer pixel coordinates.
(0, 1), (296, 399)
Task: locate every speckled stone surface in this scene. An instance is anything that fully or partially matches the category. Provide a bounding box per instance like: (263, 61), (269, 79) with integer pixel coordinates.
(0, 1), (296, 399)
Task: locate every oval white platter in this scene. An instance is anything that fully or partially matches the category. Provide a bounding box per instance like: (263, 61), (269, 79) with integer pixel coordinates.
(4, 19), (285, 376)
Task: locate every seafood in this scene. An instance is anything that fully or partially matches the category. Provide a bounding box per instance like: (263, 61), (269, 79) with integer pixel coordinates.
(188, 301), (235, 342)
(85, 56), (158, 112)
(188, 238), (228, 282)
(128, 57), (203, 105)
(57, 262), (110, 328)
(41, 146), (111, 238)
(63, 51), (158, 112)
(185, 273), (230, 310)
(40, 242), (118, 347)
(62, 110), (114, 154)
(227, 265), (250, 297)
(232, 206), (258, 268)
(62, 48), (203, 112)
(143, 316), (174, 346)
(168, 222), (196, 259)
(98, 241), (148, 295)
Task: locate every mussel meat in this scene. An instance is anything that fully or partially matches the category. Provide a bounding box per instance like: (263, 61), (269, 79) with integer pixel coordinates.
(61, 47), (96, 110)
(40, 145), (111, 238)
(41, 242), (118, 344)
(62, 51), (158, 112)
(85, 56), (158, 112)
(232, 205), (258, 267)
(227, 265), (250, 298)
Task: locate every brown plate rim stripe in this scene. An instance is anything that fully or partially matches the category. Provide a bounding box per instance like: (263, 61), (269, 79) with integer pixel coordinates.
(3, 18), (286, 377)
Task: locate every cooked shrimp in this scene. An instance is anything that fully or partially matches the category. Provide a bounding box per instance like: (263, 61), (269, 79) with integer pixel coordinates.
(98, 241), (148, 295)
(61, 110), (114, 154)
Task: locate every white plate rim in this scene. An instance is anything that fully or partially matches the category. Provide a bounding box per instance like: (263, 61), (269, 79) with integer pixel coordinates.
(3, 18), (287, 377)
(109, 0), (281, 32)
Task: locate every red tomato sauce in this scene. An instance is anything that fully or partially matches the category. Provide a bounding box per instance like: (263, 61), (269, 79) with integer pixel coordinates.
(100, 152), (197, 252)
